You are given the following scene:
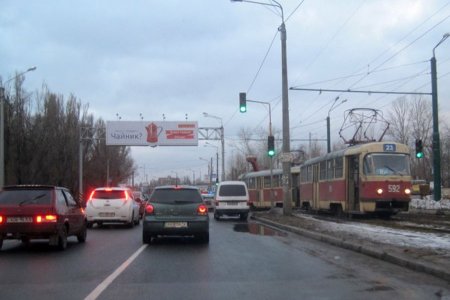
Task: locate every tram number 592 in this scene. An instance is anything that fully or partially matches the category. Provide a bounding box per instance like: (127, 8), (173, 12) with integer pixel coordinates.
(388, 185), (400, 193)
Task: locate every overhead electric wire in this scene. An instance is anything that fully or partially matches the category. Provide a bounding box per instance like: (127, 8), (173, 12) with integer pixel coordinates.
(285, 0), (306, 23)
(295, 4), (450, 139)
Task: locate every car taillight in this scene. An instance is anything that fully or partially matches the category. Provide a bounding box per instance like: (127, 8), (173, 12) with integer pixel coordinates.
(0, 215), (3, 224)
(88, 190), (96, 201)
(124, 190), (130, 200)
(197, 204), (208, 216)
(145, 204), (154, 214)
(35, 215), (57, 223)
(376, 188), (383, 195)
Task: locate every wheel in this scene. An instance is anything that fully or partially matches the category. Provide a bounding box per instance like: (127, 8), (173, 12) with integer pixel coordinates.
(0, 238), (3, 250)
(128, 213), (135, 228)
(134, 214), (140, 226)
(87, 222), (93, 229)
(77, 223), (87, 243)
(214, 212), (220, 220)
(240, 213), (248, 221)
(57, 226), (68, 251)
(142, 231), (152, 244)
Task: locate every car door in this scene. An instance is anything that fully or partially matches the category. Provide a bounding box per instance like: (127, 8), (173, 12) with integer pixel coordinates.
(62, 189), (84, 233)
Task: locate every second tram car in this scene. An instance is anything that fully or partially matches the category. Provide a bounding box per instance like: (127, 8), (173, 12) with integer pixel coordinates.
(299, 141), (412, 216)
(240, 166), (300, 209)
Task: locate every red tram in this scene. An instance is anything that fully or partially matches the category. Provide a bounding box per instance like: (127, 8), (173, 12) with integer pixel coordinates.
(299, 142), (412, 216)
(240, 141), (412, 216)
(240, 166), (300, 209)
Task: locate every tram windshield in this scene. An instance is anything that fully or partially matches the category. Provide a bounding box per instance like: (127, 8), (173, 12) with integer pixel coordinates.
(363, 153), (410, 176)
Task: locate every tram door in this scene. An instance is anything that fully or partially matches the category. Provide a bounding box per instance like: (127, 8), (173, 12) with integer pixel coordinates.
(346, 156), (360, 212)
(312, 164), (320, 209)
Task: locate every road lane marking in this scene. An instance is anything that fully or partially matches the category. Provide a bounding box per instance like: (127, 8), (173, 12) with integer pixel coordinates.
(84, 244), (148, 300)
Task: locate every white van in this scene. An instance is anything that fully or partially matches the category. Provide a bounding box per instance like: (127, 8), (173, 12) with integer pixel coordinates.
(213, 181), (250, 220)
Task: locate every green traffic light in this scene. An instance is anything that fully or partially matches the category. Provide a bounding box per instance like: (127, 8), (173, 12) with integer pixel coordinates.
(268, 149), (275, 157)
(416, 152), (424, 159)
(240, 106), (247, 113)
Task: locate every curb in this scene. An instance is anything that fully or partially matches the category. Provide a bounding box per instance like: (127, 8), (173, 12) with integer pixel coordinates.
(252, 215), (450, 282)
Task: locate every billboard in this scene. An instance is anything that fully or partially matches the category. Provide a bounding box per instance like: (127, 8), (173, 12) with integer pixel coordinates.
(106, 121), (198, 146)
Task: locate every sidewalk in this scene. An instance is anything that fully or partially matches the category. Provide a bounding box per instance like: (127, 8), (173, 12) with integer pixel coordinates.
(252, 209), (450, 282)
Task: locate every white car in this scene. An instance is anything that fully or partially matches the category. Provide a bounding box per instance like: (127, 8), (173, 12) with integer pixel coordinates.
(213, 181), (250, 221)
(86, 187), (140, 228)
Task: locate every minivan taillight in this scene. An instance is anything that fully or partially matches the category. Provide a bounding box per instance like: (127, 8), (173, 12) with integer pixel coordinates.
(197, 204), (208, 216)
(145, 204), (154, 214)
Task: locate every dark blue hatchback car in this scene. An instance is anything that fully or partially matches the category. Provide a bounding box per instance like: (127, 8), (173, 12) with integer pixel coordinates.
(142, 185), (209, 244)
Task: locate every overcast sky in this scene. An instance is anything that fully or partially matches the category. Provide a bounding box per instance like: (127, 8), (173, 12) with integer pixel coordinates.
(1, 0), (449, 184)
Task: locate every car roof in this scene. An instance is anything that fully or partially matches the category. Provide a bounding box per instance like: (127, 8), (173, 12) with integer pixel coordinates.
(94, 187), (131, 191)
(218, 181), (246, 186)
(2, 184), (61, 190)
(154, 185), (199, 190)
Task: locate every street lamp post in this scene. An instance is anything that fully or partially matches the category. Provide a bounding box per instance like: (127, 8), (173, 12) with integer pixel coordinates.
(199, 157), (212, 188)
(205, 142), (219, 185)
(326, 97), (347, 153)
(231, 0), (291, 215)
(0, 66), (37, 188)
(430, 33), (449, 201)
(203, 112), (225, 182)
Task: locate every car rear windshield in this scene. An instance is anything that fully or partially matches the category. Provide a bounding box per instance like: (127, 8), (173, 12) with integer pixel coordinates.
(93, 190), (127, 199)
(0, 189), (52, 205)
(150, 189), (202, 204)
(219, 185), (247, 196)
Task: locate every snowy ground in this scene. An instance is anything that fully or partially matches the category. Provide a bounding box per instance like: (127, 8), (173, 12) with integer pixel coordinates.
(293, 198), (450, 252)
(410, 197), (450, 210)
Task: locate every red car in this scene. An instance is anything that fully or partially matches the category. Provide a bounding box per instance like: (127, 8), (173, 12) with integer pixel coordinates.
(0, 185), (87, 251)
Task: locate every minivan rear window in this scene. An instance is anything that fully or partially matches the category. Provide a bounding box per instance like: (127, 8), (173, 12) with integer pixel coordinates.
(150, 189), (202, 204)
(219, 185), (246, 196)
(0, 189), (52, 205)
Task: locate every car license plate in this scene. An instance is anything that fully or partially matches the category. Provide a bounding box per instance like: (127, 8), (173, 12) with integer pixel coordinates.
(99, 212), (115, 217)
(7, 217), (33, 223)
(164, 222), (188, 228)
(227, 202), (238, 206)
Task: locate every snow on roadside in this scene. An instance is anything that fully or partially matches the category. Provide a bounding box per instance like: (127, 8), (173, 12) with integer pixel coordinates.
(410, 197), (450, 210)
(296, 214), (450, 251)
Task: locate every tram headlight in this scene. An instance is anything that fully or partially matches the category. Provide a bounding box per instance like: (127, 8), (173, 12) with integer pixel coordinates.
(376, 188), (383, 195)
(404, 188), (411, 195)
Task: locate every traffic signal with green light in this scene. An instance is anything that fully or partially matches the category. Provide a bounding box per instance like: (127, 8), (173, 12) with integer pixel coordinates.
(268, 135), (275, 157)
(415, 139), (424, 158)
(239, 92), (247, 113)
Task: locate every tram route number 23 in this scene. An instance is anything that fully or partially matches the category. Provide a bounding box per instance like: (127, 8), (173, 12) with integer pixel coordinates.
(388, 184), (400, 193)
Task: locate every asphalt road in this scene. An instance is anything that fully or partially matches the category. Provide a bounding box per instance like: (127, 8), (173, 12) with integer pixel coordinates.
(0, 215), (449, 300)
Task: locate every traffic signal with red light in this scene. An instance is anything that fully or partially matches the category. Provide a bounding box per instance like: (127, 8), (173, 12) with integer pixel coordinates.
(415, 139), (424, 158)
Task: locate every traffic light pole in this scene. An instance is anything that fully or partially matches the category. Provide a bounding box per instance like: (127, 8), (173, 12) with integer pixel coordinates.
(241, 98), (275, 207)
(431, 54), (441, 201)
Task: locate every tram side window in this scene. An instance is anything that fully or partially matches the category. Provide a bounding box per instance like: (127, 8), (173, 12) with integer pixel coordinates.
(300, 166), (307, 183)
(319, 161), (327, 180)
(247, 177), (256, 189)
(335, 157), (343, 178)
(274, 175), (280, 187)
(264, 176), (271, 188)
(307, 165), (312, 182)
(327, 159), (334, 179)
